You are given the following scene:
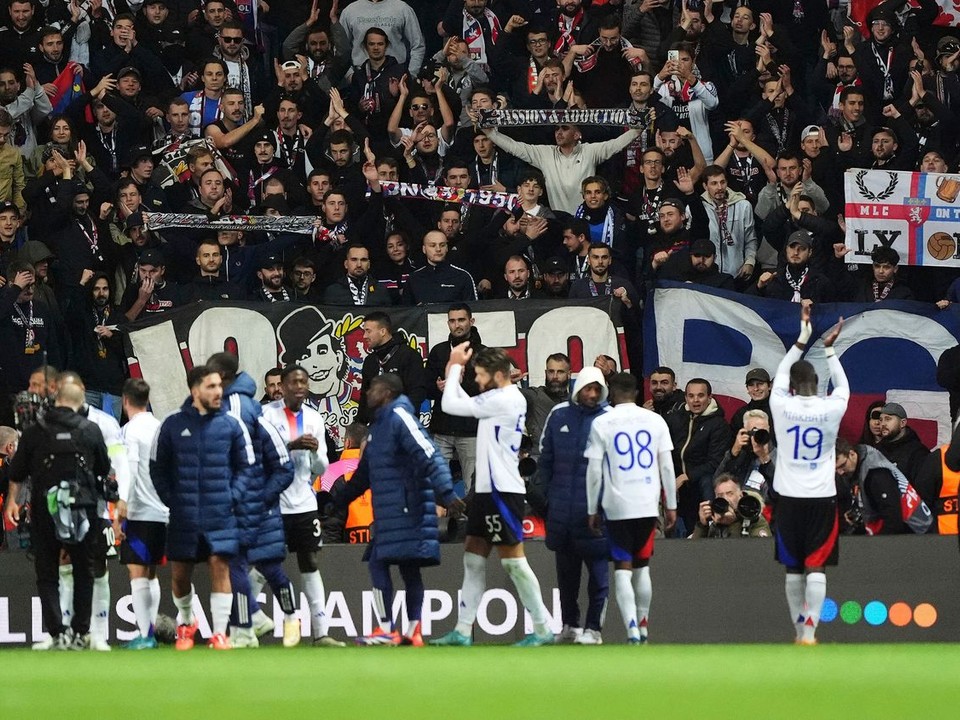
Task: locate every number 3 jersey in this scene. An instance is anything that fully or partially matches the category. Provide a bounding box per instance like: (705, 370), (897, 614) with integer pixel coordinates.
(584, 404), (676, 520)
(770, 345), (850, 499)
(441, 364), (526, 494)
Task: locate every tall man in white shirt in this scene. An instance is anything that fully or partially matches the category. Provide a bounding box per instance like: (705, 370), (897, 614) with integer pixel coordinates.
(769, 305), (848, 646)
(585, 373), (676, 644)
(431, 346), (554, 647)
(117, 378), (167, 650)
(261, 365), (344, 647)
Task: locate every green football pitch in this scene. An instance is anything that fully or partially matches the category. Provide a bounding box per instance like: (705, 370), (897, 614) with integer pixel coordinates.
(3, 644), (960, 718)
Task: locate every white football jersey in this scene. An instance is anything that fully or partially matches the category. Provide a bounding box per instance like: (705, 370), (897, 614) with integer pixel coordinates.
(584, 403), (676, 520)
(122, 411), (168, 523)
(262, 400), (329, 514)
(86, 405), (132, 520)
(442, 364), (526, 494)
(769, 346), (849, 498)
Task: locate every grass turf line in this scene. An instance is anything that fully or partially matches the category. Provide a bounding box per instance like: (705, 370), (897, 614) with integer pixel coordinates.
(4, 644), (960, 719)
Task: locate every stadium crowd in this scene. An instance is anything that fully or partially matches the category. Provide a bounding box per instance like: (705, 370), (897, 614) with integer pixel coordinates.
(2, 0), (960, 650)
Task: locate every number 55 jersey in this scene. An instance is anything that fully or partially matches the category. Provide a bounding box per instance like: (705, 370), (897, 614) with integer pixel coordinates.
(584, 404), (677, 520)
(770, 345), (850, 499)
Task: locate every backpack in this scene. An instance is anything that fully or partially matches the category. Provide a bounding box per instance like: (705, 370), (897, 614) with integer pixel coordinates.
(36, 416), (99, 508)
(36, 417), (100, 543)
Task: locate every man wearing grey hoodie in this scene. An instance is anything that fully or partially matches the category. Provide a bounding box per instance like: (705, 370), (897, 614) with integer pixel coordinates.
(700, 164), (757, 284)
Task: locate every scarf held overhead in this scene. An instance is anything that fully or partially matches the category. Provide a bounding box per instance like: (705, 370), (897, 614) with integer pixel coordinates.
(478, 107), (648, 129)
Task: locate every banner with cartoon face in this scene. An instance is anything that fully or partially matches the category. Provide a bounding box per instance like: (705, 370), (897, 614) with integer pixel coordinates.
(124, 299), (628, 447)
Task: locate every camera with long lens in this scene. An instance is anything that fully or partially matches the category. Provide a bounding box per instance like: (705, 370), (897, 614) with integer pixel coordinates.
(746, 427), (770, 445)
(737, 494), (762, 522)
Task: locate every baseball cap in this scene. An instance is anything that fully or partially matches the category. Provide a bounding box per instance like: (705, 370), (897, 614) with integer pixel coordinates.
(259, 253), (284, 269)
(745, 368), (771, 384)
(117, 66), (141, 80)
(0, 200), (20, 217)
(880, 402), (907, 419)
(659, 197), (686, 213)
(138, 248), (165, 267)
(541, 256), (567, 274)
(801, 124), (820, 139)
(689, 238), (716, 257)
(786, 230), (813, 248)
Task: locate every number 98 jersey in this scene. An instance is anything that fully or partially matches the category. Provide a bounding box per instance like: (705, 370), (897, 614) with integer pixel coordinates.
(769, 364), (849, 499)
(584, 405), (674, 520)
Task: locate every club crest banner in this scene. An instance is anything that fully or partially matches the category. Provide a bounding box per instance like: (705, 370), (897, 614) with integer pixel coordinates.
(844, 169), (960, 267)
(123, 299), (628, 447)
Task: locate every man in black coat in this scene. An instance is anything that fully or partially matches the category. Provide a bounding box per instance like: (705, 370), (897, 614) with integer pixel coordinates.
(357, 310), (427, 423)
(877, 402), (930, 483)
(665, 378), (731, 535)
(323, 243), (393, 307)
(0, 262), (63, 419)
(424, 303), (484, 489)
(3, 382), (111, 649)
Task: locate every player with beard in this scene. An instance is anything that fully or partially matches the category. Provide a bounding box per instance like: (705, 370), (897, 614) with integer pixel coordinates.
(432, 346), (554, 647)
(521, 353), (571, 460)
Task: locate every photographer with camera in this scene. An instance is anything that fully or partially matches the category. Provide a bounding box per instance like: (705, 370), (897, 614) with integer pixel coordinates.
(3, 382), (111, 650)
(834, 438), (933, 535)
(714, 409), (776, 502)
(692, 474), (770, 539)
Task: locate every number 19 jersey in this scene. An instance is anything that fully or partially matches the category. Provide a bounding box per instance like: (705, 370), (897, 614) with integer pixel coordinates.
(584, 404), (674, 520)
(770, 346), (850, 499)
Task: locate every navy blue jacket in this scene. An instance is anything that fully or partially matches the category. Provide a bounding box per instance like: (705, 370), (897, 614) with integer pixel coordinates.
(335, 395), (457, 566)
(151, 399), (255, 559)
(224, 372), (295, 563)
(539, 394), (610, 558)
